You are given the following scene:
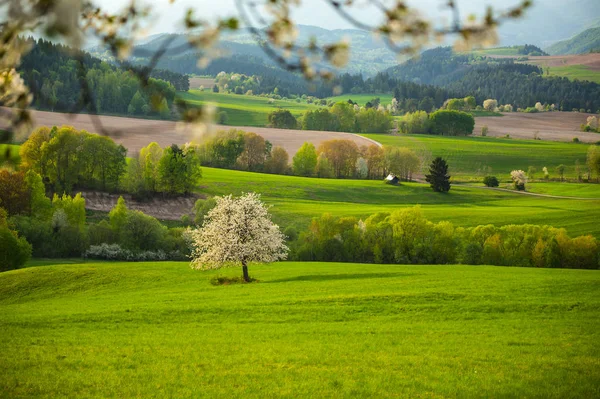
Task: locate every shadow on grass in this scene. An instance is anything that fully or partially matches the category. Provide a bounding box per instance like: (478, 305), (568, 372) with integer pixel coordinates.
(267, 272), (414, 284)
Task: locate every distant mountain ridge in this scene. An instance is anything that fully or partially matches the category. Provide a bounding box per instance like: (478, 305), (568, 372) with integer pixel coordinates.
(546, 27), (600, 55)
(89, 25), (400, 76)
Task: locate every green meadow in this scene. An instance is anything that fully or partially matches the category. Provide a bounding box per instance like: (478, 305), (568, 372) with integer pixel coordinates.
(200, 167), (600, 237)
(545, 65), (600, 84)
(326, 93), (394, 106)
(362, 134), (590, 180)
(179, 90), (319, 126)
(1, 261), (598, 398)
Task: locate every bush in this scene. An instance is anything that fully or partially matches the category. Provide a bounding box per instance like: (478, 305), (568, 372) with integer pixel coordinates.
(217, 111), (228, 124)
(84, 243), (185, 261)
(481, 125), (488, 137)
(268, 109), (298, 129)
(429, 110), (475, 136)
(483, 176), (499, 187)
(0, 226), (32, 271)
(120, 211), (167, 251)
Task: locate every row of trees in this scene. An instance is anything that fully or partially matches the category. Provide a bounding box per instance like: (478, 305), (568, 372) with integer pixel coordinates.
(400, 110), (475, 136)
(19, 126), (202, 196)
(300, 102), (393, 133)
(291, 207), (599, 269)
(124, 143), (202, 197)
(1, 175), (191, 269)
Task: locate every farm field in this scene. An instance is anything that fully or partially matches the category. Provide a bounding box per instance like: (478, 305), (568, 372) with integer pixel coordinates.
(484, 53), (600, 83)
(180, 90), (319, 127)
(6, 109), (375, 157)
(544, 65), (600, 84)
(326, 93), (394, 106)
(473, 111), (600, 143)
(1, 261), (598, 398)
(198, 168), (600, 237)
(362, 133), (590, 180)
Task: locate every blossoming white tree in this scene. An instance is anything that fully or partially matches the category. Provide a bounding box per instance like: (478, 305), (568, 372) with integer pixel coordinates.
(511, 170), (528, 190)
(190, 193), (288, 281)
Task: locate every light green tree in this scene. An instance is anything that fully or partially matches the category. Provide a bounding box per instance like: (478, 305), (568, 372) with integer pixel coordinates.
(292, 142), (318, 176)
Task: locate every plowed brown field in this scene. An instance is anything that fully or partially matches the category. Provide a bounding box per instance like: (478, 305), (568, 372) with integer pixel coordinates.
(474, 111), (600, 142)
(10, 109), (379, 156)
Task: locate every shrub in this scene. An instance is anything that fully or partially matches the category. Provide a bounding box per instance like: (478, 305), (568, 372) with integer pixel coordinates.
(268, 109), (298, 129)
(217, 111), (228, 124)
(120, 210), (167, 251)
(483, 176), (499, 187)
(0, 226), (32, 271)
(511, 170), (527, 190)
(481, 125), (488, 137)
(429, 110), (475, 136)
(84, 243), (183, 261)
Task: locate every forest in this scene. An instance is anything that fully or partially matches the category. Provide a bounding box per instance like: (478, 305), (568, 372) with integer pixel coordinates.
(18, 38), (187, 117)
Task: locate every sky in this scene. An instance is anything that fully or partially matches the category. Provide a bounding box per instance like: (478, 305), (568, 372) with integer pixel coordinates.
(92, 0), (536, 35)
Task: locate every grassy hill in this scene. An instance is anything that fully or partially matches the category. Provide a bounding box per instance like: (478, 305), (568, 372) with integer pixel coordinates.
(199, 167), (600, 237)
(361, 134), (590, 180)
(179, 90), (319, 127)
(1, 261), (598, 397)
(546, 27), (600, 55)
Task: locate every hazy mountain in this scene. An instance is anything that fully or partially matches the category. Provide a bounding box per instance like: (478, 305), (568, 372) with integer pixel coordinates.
(496, 0), (599, 48)
(89, 25), (399, 76)
(546, 27), (600, 55)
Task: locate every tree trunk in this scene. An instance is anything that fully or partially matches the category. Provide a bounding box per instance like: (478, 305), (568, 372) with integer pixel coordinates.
(242, 260), (249, 282)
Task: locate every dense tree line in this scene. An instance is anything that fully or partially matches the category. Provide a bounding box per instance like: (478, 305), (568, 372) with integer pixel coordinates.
(19, 126), (202, 197)
(18, 38), (178, 117)
(445, 66), (600, 112)
(300, 102), (393, 133)
(400, 110), (475, 136)
(381, 47), (600, 112)
(149, 69), (190, 91)
(291, 207), (599, 269)
(1, 181), (189, 264)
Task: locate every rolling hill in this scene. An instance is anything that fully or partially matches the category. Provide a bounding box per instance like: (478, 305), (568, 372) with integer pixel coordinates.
(1, 261), (598, 398)
(546, 27), (600, 55)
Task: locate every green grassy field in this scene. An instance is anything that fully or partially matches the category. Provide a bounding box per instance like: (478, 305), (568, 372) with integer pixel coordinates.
(200, 167), (600, 237)
(544, 65), (600, 84)
(326, 93), (394, 107)
(179, 91), (319, 126)
(1, 261), (598, 398)
(362, 134), (590, 180)
(525, 182), (600, 197)
(469, 47), (522, 56)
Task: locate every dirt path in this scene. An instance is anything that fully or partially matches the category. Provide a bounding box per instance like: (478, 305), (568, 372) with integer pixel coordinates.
(7, 109), (379, 156)
(458, 184), (600, 200)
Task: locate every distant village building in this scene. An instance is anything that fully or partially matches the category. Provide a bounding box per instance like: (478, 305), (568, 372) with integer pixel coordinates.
(384, 174), (399, 185)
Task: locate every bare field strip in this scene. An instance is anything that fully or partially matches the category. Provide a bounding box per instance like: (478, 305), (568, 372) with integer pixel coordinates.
(474, 111), (600, 142)
(9, 109), (378, 156)
(487, 53), (600, 70)
(189, 77), (215, 89)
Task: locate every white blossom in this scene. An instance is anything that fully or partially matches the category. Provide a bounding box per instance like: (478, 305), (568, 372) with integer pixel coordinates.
(189, 193), (288, 274)
(511, 170), (528, 185)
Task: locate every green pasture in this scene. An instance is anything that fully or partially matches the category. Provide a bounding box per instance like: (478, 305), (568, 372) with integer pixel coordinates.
(326, 93), (394, 107)
(545, 65), (600, 84)
(179, 91), (319, 126)
(362, 134), (591, 180)
(468, 47), (522, 56)
(200, 167), (600, 237)
(1, 261), (598, 398)
(525, 182), (600, 198)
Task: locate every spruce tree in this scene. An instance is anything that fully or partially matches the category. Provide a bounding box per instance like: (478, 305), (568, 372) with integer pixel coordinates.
(425, 157), (451, 192)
